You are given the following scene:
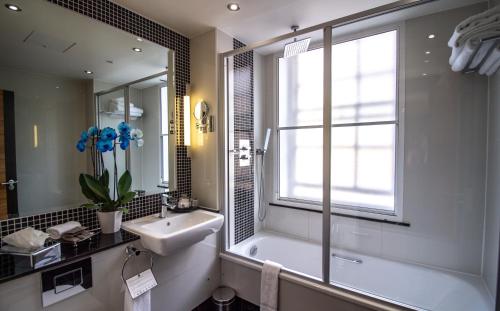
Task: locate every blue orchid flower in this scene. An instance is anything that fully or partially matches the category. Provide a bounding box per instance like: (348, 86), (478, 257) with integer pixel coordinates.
(88, 126), (99, 137)
(80, 131), (89, 142)
(119, 139), (130, 150)
(76, 140), (86, 152)
(96, 139), (114, 152)
(117, 122), (131, 135)
(100, 127), (117, 141)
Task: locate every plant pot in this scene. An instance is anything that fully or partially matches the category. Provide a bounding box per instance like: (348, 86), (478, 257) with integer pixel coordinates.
(97, 211), (123, 234)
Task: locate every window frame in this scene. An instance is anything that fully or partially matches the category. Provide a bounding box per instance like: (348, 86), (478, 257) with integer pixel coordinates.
(272, 23), (405, 222)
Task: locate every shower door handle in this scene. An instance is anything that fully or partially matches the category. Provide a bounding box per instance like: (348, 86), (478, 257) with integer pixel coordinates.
(1, 179), (18, 190)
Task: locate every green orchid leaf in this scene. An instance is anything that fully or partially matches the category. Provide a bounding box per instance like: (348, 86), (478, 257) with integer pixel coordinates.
(99, 170), (109, 188)
(119, 191), (136, 205)
(119, 207), (129, 214)
(79, 174), (98, 202)
(82, 174), (111, 203)
(80, 203), (98, 209)
(117, 170), (132, 197)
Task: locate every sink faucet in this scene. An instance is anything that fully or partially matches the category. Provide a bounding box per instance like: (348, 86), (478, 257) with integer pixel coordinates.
(160, 205), (169, 218)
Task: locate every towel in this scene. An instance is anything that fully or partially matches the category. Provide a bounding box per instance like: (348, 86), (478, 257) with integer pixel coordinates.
(448, 6), (500, 48)
(479, 45), (500, 75)
(46, 221), (81, 240)
(2, 227), (48, 250)
(260, 260), (282, 311)
(124, 287), (151, 311)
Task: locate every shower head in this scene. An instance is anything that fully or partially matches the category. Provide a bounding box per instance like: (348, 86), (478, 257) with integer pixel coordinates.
(263, 128), (271, 153)
(283, 25), (311, 58)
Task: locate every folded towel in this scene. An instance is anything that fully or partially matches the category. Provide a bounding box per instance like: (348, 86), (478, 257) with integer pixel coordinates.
(449, 6), (500, 48)
(2, 227), (48, 250)
(479, 45), (500, 75)
(261, 260), (282, 311)
(46, 221), (81, 240)
(124, 287), (151, 311)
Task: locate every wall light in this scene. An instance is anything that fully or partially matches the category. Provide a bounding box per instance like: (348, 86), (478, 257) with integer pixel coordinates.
(184, 95), (191, 147)
(33, 124), (38, 148)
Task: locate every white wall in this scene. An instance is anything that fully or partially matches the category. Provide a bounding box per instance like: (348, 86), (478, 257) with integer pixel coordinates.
(190, 29), (233, 210)
(258, 4), (489, 275)
(0, 234), (220, 311)
(0, 67), (88, 216)
(483, 0), (500, 301)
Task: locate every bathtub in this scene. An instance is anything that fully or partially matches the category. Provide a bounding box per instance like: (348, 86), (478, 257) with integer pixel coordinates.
(230, 231), (494, 311)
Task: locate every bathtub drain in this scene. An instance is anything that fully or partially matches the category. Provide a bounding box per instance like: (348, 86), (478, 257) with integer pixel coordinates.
(249, 245), (258, 257)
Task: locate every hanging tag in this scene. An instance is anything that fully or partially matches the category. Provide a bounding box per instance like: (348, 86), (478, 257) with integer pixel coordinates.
(125, 269), (158, 299)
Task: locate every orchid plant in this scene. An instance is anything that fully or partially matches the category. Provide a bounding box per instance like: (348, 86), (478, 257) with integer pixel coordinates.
(76, 122), (144, 213)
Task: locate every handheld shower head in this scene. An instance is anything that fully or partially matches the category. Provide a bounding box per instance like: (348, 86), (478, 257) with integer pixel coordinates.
(263, 128), (271, 153)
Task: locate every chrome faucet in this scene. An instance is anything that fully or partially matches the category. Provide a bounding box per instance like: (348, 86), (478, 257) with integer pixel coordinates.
(160, 205), (169, 218)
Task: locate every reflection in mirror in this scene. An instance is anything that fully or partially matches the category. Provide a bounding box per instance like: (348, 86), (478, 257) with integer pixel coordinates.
(0, 0), (176, 219)
(193, 101), (209, 133)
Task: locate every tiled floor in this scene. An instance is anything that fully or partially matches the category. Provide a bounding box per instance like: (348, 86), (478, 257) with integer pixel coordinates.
(193, 296), (259, 311)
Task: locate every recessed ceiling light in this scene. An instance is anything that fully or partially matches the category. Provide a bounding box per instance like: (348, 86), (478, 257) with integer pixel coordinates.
(427, 34), (436, 39)
(132, 47), (142, 52)
(84, 70), (93, 75)
(5, 4), (21, 11)
(422, 73), (428, 76)
(424, 60), (430, 63)
(227, 3), (240, 11)
(425, 51), (431, 55)
(136, 37), (143, 42)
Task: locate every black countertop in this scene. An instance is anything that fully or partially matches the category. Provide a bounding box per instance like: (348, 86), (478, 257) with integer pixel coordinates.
(0, 229), (139, 284)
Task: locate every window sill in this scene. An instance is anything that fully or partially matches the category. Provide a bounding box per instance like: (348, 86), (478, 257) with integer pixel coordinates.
(268, 202), (410, 227)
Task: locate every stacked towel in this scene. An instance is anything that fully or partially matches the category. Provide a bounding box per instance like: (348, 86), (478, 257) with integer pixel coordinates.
(46, 221), (81, 240)
(260, 260), (282, 311)
(108, 99), (144, 118)
(448, 6), (500, 75)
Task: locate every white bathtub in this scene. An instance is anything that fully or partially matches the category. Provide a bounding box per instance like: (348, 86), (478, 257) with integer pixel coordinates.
(230, 231), (494, 311)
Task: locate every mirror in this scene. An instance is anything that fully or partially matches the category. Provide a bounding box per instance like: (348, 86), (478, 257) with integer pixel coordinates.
(0, 0), (177, 219)
(193, 101), (209, 132)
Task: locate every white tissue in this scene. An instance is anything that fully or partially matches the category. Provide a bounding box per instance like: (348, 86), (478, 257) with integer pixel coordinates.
(2, 227), (49, 250)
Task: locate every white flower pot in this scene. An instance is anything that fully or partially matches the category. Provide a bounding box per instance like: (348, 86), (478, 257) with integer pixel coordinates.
(97, 211), (123, 234)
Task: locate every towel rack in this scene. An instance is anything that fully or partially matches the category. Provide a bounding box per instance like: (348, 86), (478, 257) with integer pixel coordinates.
(462, 35), (500, 74)
(121, 245), (154, 283)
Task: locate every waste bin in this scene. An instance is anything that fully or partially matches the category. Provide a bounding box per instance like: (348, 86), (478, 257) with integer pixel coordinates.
(212, 287), (236, 311)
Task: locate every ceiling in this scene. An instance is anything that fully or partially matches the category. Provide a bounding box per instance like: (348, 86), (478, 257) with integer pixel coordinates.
(0, 0), (168, 88)
(111, 0), (398, 43)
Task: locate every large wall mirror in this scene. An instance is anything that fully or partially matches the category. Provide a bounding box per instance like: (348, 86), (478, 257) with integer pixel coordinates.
(0, 0), (177, 219)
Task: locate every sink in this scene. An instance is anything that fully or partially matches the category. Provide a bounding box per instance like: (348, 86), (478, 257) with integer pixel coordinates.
(121, 210), (224, 256)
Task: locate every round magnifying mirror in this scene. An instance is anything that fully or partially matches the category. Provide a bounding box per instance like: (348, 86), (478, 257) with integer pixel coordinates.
(193, 101), (209, 121)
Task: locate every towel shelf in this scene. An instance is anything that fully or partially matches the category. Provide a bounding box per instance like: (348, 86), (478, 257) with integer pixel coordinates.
(462, 35), (500, 74)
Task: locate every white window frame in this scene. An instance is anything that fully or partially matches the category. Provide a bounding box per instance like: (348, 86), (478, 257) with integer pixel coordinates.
(271, 23), (405, 222)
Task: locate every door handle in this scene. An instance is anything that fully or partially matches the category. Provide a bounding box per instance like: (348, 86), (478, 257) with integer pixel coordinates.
(1, 179), (17, 190)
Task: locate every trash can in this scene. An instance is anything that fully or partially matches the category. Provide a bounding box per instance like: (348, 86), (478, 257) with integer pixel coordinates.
(212, 287), (236, 311)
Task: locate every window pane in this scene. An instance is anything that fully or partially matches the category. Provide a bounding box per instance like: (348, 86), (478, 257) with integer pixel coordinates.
(332, 30), (397, 124)
(161, 136), (169, 184)
(161, 87), (168, 134)
(278, 49), (323, 127)
(331, 124), (395, 211)
(279, 128), (322, 201)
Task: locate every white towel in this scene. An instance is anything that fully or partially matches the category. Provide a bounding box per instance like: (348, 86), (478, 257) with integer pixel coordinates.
(449, 6), (500, 48)
(124, 288), (151, 311)
(479, 45), (500, 75)
(46, 221), (81, 240)
(260, 260), (282, 311)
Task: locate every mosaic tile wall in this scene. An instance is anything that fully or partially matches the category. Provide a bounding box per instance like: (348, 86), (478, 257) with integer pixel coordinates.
(0, 0), (191, 239)
(233, 39), (255, 244)
(0, 194), (162, 239)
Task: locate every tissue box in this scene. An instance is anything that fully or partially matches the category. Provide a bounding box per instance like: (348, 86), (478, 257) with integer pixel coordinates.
(0, 241), (61, 268)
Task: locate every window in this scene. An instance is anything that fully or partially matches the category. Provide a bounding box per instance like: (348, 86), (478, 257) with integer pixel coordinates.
(160, 86), (169, 185)
(277, 29), (400, 216)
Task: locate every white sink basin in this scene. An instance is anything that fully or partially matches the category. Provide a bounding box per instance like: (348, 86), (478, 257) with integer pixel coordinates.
(122, 210), (224, 256)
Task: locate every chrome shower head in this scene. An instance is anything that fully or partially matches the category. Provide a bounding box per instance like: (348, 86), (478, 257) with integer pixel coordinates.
(284, 25), (311, 58)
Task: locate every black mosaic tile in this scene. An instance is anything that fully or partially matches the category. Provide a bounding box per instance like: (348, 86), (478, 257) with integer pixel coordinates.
(233, 39), (255, 244)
